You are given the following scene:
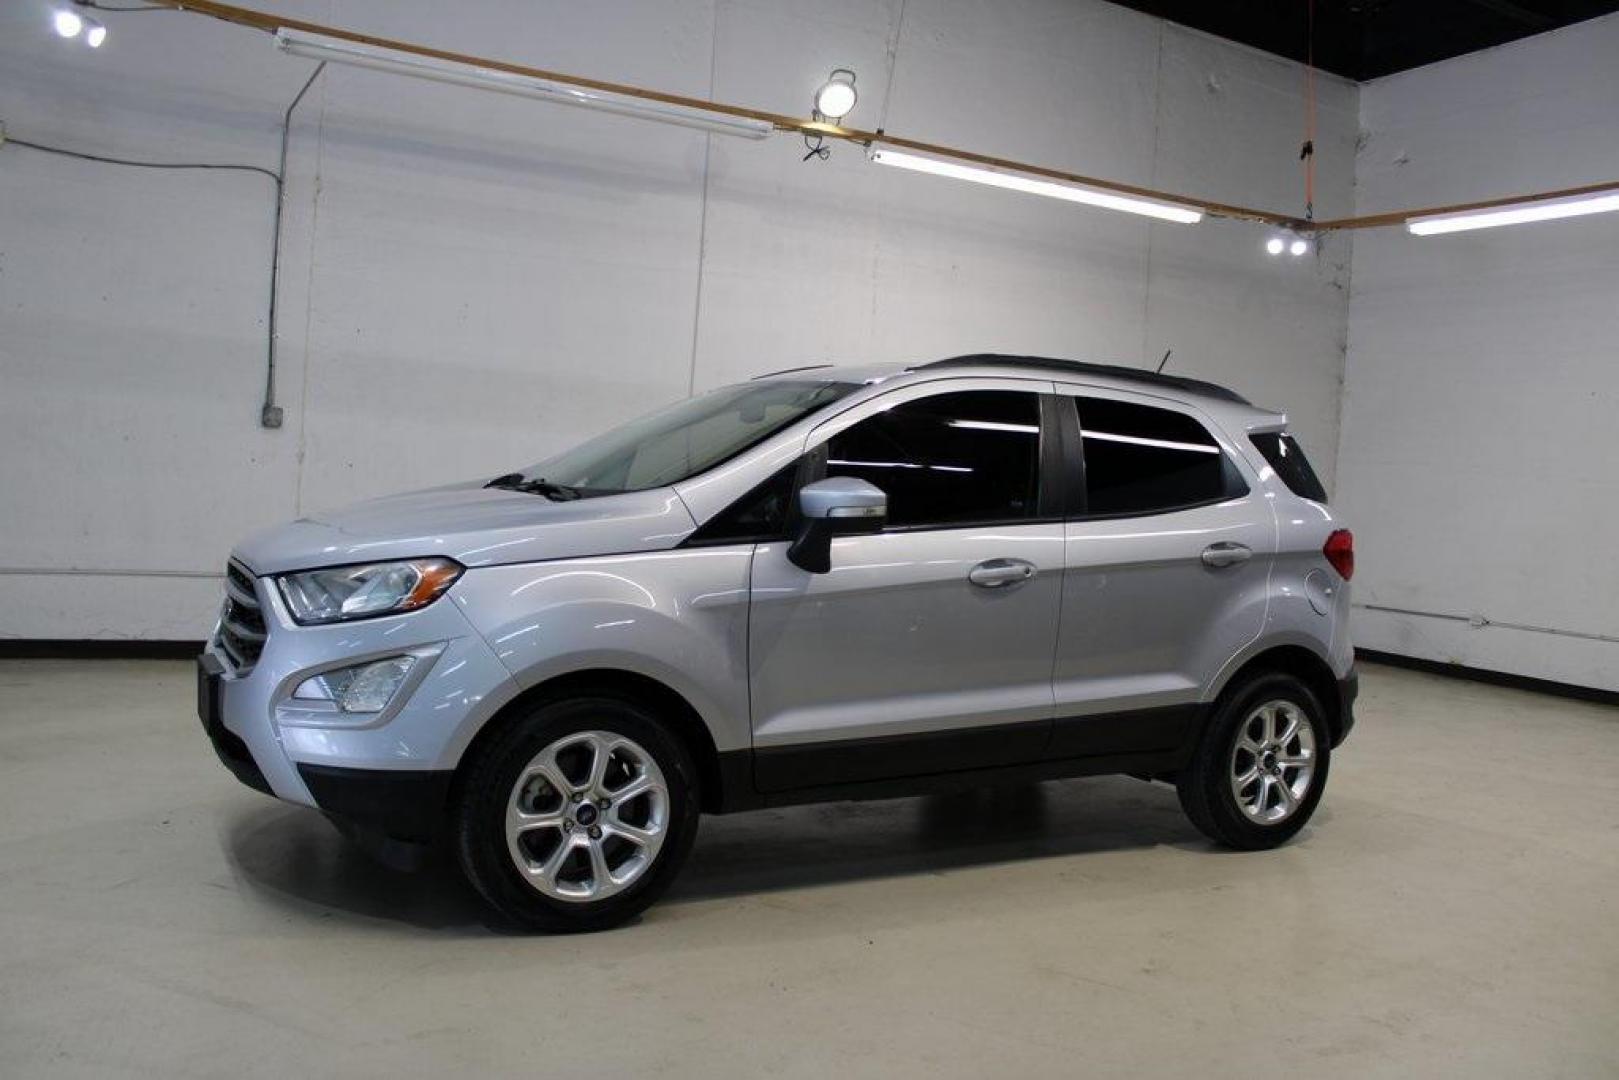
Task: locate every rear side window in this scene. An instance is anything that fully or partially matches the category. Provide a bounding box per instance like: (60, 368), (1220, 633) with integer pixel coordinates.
(1249, 432), (1327, 502)
(825, 390), (1042, 528)
(1074, 397), (1245, 516)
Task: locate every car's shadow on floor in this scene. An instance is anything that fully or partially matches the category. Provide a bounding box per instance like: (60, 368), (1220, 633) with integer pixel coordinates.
(220, 803), (490, 933)
(667, 777), (1209, 903)
(220, 776), (1227, 932)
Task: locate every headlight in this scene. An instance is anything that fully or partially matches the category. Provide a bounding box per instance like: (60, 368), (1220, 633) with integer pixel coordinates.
(277, 558), (463, 625)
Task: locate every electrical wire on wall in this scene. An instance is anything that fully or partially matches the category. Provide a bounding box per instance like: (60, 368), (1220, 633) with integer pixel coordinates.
(1300, 0), (1317, 223)
(1, 61), (326, 429)
(2, 137), (278, 184)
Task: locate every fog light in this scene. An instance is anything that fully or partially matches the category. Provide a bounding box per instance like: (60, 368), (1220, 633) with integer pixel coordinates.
(295, 655), (417, 713)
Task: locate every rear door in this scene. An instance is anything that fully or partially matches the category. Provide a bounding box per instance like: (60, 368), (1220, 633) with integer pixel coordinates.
(1048, 386), (1272, 758)
(747, 379), (1066, 791)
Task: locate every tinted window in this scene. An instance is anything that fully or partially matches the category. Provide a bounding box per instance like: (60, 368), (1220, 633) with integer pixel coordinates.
(1250, 432), (1328, 502)
(1076, 397), (1243, 515)
(825, 390), (1042, 528)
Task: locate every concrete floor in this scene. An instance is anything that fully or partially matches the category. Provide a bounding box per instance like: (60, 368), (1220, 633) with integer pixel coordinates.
(0, 661), (1614, 1078)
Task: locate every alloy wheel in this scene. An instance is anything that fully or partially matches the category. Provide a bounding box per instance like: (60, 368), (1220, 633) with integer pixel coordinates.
(505, 730), (670, 902)
(1228, 699), (1317, 825)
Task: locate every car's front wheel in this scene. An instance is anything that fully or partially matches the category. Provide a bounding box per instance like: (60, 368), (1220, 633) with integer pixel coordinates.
(1176, 672), (1331, 849)
(454, 696), (700, 932)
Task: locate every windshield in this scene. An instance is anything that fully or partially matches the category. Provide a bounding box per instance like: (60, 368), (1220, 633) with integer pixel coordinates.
(514, 379), (854, 496)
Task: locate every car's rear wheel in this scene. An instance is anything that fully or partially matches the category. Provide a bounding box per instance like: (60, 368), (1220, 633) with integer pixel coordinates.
(1177, 672), (1330, 849)
(455, 696), (700, 932)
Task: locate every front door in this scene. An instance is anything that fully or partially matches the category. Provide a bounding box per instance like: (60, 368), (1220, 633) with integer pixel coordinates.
(747, 382), (1065, 791)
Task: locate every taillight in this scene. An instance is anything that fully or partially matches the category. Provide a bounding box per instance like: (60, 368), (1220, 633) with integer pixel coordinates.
(1324, 529), (1354, 580)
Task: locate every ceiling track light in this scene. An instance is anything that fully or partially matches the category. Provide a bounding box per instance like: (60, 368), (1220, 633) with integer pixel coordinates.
(869, 148), (1202, 225)
(813, 68), (858, 121)
(53, 8), (83, 37)
(51, 6), (105, 46)
(1406, 190), (1619, 235)
(1264, 234), (1311, 256)
(273, 29), (774, 139)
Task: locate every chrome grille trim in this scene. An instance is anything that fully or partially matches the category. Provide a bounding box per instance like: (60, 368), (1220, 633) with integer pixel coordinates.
(214, 561), (268, 675)
(224, 576), (257, 607)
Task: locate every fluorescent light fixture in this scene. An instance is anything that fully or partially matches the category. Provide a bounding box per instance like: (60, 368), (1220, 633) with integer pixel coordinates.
(870, 148), (1203, 225)
(1406, 190), (1619, 236)
(274, 29), (774, 140)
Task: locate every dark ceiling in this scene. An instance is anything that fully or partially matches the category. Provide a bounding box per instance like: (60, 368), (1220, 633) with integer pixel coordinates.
(1109, 0), (1619, 80)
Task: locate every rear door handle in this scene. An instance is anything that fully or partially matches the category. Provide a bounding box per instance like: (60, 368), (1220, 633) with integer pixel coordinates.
(1201, 542), (1253, 568)
(968, 558), (1037, 588)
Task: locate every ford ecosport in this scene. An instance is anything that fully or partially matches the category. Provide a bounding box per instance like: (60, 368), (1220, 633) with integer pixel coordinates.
(198, 355), (1357, 931)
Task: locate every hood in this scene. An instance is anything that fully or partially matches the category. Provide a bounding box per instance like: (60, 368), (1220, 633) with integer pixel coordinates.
(231, 482), (698, 576)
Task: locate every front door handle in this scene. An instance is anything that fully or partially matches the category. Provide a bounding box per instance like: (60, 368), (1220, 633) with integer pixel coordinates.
(968, 558), (1037, 588)
(1201, 542), (1253, 568)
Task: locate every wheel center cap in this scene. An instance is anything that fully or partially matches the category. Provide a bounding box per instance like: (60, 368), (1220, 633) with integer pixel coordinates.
(575, 802), (599, 827)
(1261, 751), (1279, 773)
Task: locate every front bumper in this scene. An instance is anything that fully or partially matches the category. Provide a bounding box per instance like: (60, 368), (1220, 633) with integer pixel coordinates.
(298, 763), (455, 868)
(198, 651), (272, 795)
(1333, 669), (1359, 747)
(198, 565), (518, 813)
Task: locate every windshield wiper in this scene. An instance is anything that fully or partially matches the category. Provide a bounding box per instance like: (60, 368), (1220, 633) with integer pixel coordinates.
(484, 473), (582, 501)
(520, 478), (582, 501)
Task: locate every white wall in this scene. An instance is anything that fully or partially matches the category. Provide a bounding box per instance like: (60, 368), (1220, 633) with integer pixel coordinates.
(1336, 14), (1619, 691)
(0, 0), (1357, 640)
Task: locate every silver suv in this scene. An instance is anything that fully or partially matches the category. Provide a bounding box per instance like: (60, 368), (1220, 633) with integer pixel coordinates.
(199, 355), (1356, 931)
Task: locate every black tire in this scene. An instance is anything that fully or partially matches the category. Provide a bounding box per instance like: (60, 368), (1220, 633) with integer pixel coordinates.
(1177, 672), (1331, 850)
(454, 695), (701, 933)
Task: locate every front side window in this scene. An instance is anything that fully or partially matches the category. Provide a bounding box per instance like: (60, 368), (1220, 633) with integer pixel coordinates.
(824, 390), (1042, 529)
(520, 379), (853, 496)
(1075, 397), (1245, 516)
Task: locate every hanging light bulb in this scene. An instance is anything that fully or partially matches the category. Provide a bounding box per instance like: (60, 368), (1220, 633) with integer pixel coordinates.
(1289, 238), (1309, 256)
(53, 9), (84, 38)
(1265, 237), (1285, 255)
(85, 17), (106, 48)
(813, 69), (858, 121)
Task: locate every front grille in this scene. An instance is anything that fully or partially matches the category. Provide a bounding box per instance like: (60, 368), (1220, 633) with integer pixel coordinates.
(215, 561), (267, 674)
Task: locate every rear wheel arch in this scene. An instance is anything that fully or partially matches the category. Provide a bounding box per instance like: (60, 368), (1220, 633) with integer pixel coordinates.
(1210, 644), (1344, 745)
(452, 668), (728, 815)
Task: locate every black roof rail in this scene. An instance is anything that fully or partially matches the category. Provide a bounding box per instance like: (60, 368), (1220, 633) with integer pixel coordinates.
(914, 354), (1250, 405)
(750, 363), (836, 380)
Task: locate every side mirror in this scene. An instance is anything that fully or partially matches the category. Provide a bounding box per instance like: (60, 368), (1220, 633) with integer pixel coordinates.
(787, 477), (888, 573)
